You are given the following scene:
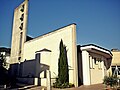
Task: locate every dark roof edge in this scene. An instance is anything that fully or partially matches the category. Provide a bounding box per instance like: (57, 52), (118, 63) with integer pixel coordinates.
(25, 23), (76, 43)
(35, 48), (52, 53)
(79, 44), (112, 56)
(27, 35), (33, 38)
(0, 47), (11, 50)
(111, 49), (120, 52)
(0, 47), (11, 53)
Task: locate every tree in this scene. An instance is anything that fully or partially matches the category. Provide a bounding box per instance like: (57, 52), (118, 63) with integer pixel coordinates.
(0, 53), (6, 67)
(0, 53), (9, 85)
(58, 39), (69, 84)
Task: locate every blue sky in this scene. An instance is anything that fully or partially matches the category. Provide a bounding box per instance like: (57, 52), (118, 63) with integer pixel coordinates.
(0, 0), (120, 50)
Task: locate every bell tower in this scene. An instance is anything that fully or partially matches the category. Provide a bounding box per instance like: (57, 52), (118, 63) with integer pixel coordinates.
(10, 0), (28, 64)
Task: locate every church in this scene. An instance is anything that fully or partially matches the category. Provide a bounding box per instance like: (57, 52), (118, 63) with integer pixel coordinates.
(10, 0), (112, 87)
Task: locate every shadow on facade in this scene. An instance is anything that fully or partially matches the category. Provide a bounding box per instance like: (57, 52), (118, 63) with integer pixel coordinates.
(104, 58), (112, 70)
(77, 45), (83, 86)
(77, 45), (112, 86)
(9, 53), (50, 86)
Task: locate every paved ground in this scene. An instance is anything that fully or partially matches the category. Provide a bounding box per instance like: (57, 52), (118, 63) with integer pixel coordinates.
(71, 84), (105, 90)
(23, 84), (105, 90)
(53, 84), (105, 90)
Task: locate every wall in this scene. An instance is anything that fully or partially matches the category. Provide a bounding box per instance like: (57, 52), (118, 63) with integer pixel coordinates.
(81, 50), (108, 85)
(90, 69), (103, 84)
(111, 50), (120, 76)
(21, 59), (36, 77)
(111, 51), (120, 66)
(23, 24), (78, 86)
(77, 45), (83, 86)
(10, 0), (28, 64)
(89, 52), (107, 84)
(82, 50), (91, 85)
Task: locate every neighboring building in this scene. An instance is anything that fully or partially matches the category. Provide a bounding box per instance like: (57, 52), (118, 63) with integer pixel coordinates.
(10, 0), (112, 87)
(111, 49), (120, 76)
(0, 47), (11, 69)
(77, 44), (112, 85)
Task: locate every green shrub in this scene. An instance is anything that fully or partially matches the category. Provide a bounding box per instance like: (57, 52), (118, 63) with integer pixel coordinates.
(53, 79), (74, 89)
(69, 83), (75, 88)
(103, 75), (119, 87)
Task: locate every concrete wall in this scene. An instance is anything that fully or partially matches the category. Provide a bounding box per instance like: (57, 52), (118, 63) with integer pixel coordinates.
(90, 69), (103, 84)
(17, 77), (34, 85)
(21, 59), (36, 77)
(10, 0), (28, 64)
(89, 52), (107, 84)
(81, 50), (108, 85)
(90, 56), (105, 84)
(23, 24), (78, 86)
(82, 51), (91, 85)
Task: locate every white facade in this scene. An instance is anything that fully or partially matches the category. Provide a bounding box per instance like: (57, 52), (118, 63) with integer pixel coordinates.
(10, 0), (78, 86)
(22, 24), (78, 86)
(80, 44), (112, 85)
(10, 0), (113, 87)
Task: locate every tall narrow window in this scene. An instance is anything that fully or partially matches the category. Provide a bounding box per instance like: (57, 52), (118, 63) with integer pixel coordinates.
(94, 58), (97, 64)
(19, 23), (23, 30)
(19, 32), (23, 54)
(20, 14), (24, 21)
(20, 4), (24, 12)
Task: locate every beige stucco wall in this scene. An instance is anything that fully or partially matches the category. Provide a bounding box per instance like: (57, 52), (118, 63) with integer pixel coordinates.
(89, 53), (105, 84)
(23, 24), (78, 86)
(90, 52), (107, 81)
(111, 51), (120, 66)
(81, 48), (110, 85)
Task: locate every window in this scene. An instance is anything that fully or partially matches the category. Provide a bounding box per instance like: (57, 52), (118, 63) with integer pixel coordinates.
(20, 4), (24, 12)
(18, 57), (21, 60)
(19, 23), (23, 30)
(19, 32), (23, 54)
(112, 66), (120, 75)
(94, 58), (97, 64)
(20, 14), (24, 21)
